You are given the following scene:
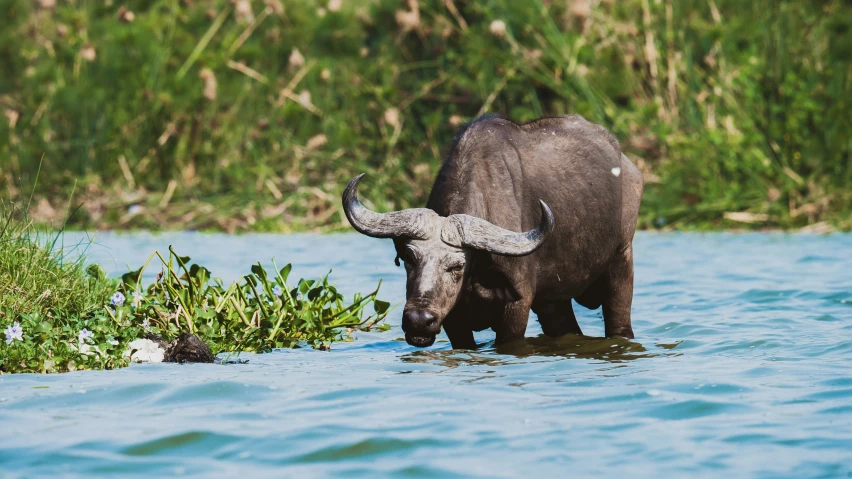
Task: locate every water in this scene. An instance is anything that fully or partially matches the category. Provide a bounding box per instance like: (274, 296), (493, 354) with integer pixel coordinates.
(1, 232), (851, 478)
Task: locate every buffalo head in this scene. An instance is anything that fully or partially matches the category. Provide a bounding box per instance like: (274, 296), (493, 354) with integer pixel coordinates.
(342, 174), (554, 347)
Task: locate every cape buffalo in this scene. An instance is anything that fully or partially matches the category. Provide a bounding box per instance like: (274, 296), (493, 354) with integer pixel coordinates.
(342, 114), (644, 348)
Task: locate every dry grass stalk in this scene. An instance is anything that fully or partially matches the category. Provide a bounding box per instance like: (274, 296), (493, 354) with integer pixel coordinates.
(444, 0), (467, 30)
(199, 68), (217, 100)
(3, 109), (19, 129)
(117, 155), (136, 189)
(665, 0), (678, 118)
(228, 7), (272, 57)
(306, 134), (328, 150)
(265, 179), (283, 200)
(226, 60), (268, 84)
(159, 180), (178, 209)
(723, 212), (769, 223)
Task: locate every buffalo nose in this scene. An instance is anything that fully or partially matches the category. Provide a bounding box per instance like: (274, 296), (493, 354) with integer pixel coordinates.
(402, 309), (437, 333)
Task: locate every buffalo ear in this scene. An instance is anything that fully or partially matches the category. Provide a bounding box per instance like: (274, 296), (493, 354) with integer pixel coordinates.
(469, 264), (521, 303)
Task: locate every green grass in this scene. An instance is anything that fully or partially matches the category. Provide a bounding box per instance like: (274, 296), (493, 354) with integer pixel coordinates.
(1, 0), (850, 230)
(0, 202), (389, 374)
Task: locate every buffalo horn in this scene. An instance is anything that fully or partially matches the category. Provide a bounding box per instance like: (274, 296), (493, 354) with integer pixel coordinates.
(342, 174), (436, 239)
(442, 200), (554, 256)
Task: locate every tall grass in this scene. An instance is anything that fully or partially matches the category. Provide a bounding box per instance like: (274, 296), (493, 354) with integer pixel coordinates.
(1, 0), (849, 230)
(0, 200), (111, 320)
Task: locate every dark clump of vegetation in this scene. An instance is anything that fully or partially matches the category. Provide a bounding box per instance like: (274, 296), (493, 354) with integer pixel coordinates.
(1, 0), (850, 231)
(0, 202), (389, 374)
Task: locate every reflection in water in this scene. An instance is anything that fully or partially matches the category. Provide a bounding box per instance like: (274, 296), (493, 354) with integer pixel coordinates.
(401, 333), (664, 369)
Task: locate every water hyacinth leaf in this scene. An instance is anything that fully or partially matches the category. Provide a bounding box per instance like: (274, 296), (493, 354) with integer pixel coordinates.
(279, 264), (292, 283)
(121, 266), (144, 287)
(172, 250), (191, 267)
(189, 264), (211, 281)
(308, 287), (324, 301)
(374, 300), (390, 314)
(251, 263), (267, 281)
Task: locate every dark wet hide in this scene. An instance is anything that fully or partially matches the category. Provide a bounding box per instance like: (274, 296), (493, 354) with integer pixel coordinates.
(159, 333), (215, 363)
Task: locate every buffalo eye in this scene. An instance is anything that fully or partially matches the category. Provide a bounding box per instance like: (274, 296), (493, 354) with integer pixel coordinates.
(446, 263), (464, 274)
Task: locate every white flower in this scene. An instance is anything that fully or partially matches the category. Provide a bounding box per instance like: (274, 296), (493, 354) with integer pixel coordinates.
(78, 328), (94, 344)
(141, 318), (150, 329)
(125, 339), (165, 363)
(111, 291), (126, 306)
(4, 322), (23, 345)
(132, 291), (143, 308)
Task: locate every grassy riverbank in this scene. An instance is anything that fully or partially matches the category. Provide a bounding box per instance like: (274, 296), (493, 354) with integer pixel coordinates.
(1, 0), (850, 231)
(0, 204), (389, 374)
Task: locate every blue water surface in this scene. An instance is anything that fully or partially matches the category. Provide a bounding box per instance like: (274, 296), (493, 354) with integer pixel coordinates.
(1, 232), (850, 478)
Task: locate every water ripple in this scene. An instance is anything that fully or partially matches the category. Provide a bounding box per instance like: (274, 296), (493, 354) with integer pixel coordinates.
(1, 232), (850, 478)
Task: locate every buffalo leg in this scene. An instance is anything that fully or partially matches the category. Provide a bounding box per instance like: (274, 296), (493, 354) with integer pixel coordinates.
(493, 299), (532, 345)
(533, 301), (583, 336)
(443, 310), (477, 349)
(602, 245), (635, 339)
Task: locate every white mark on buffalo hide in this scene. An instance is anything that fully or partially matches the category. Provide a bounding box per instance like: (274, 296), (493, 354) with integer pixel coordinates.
(611, 167), (622, 177)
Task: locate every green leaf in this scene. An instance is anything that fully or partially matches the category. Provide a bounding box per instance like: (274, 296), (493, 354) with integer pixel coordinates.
(251, 263), (267, 280)
(121, 266), (143, 286)
(279, 264), (292, 283)
(374, 300), (390, 314)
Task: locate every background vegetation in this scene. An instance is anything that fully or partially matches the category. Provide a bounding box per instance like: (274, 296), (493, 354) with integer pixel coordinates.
(1, 0), (849, 231)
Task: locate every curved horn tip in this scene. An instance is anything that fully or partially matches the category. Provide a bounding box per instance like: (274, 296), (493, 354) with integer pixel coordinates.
(538, 200), (555, 231)
(345, 173), (367, 190)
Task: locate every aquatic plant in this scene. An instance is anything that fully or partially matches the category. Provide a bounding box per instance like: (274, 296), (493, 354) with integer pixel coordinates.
(116, 246), (390, 354)
(0, 204), (390, 374)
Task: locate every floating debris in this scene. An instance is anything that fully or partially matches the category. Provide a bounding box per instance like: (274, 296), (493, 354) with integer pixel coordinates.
(164, 333), (215, 364)
(126, 338), (165, 363)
